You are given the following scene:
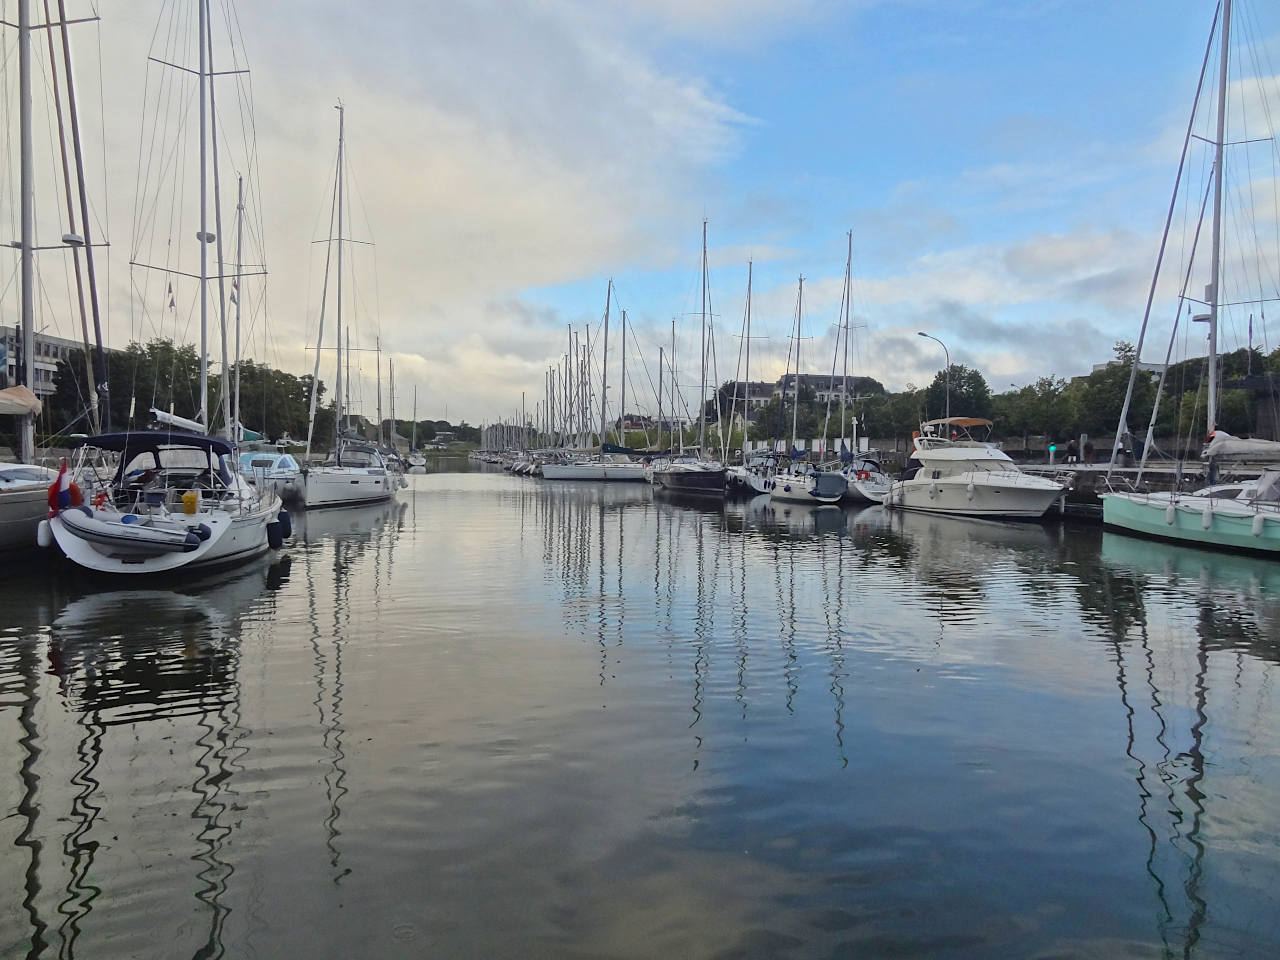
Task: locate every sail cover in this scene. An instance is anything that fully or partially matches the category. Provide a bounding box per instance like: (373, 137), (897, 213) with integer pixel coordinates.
(0, 385), (42, 417)
(1203, 430), (1280, 460)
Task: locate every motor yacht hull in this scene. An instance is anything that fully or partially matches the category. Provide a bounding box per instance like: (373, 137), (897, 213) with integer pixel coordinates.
(885, 473), (1064, 518)
(1102, 491), (1280, 554)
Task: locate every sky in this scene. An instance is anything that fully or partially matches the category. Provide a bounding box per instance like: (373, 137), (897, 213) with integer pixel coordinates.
(3, 0), (1280, 429)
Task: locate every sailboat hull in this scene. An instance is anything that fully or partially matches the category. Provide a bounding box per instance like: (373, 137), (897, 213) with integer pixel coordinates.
(654, 467), (726, 496)
(298, 466), (395, 509)
(1102, 492), (1280, 555)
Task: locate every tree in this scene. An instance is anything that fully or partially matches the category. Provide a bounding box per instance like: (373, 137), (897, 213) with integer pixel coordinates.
(924, 364), (991, 420)
(1065, 341), (1154, 438)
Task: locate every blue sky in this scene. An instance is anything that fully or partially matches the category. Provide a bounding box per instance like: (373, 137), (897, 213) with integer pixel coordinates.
(6, 0), (1279, 426)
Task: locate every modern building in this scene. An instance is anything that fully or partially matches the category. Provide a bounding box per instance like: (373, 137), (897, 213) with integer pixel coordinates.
(0, 325), (103, 398)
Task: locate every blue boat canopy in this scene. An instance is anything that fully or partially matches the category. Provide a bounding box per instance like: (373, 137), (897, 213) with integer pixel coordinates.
(76, 430), (235, 457)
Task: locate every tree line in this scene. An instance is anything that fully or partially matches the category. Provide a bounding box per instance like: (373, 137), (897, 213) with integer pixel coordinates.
(715, 341), (1278, 449)
(42, 338), (479, 448)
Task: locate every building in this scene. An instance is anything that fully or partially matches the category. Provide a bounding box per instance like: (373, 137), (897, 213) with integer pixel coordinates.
(0, 325), (101, 398)
(773, 373), (880, 406)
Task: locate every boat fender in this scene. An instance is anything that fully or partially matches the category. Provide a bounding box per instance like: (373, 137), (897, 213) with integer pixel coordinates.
(37, 519), (52, 549)
(189, 523), (213, 542)
(267, 520), (284, 550)
(1252, 513), (1265, 537)
(1201, 503), (1213, 530)
(928, 483), (938, 499)
(277, 509), (293, 539)
(93, 490), (109, 510)
(182, 531), (202, 553)
(1165, 503), (1176, 525)
(783, 484), (792, 493)
(966, 481), (975, 501)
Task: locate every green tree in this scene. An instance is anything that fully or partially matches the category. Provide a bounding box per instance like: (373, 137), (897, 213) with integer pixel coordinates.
(924, 363), (991, 420)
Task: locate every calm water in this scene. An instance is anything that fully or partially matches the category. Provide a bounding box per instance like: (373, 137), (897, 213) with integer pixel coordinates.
(2, 469), (1279, 959)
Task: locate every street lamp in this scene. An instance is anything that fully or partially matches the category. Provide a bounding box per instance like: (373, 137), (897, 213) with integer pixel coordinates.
(917, 331), (950, 421)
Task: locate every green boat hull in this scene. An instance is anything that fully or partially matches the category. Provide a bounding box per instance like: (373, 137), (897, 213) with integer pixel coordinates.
(1102, 493), (1280, 556)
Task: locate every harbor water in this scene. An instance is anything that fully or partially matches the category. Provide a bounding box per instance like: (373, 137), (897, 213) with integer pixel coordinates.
(2, 468), (1279, 958)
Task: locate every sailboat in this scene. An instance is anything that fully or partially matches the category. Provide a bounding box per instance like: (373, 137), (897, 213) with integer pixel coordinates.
(298, 106), (397, 510)
(767, 276), (846, 505)
(1101, 0), (1280, 554)
(652, 222), (727, 496)
(541, 280), (647, 481)
(1, 0), (98, 553)
(408, 387), (427, 469)
(43, 0), (288, 575)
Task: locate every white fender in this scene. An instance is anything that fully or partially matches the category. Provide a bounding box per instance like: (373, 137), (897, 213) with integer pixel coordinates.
(966, 481), (975, 502)
(1252, 513), (1265, 537)
(928, 483), (938, 499)
(1201, 503), (1213, 530)
(1165, 503), (1176, 525)
(36, 518), (52, 548)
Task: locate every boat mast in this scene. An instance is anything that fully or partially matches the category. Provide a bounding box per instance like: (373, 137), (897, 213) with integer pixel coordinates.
(599, 281), (611, 450)
(42, 0), (97, 435)
(412, 386), (417, 450)
(197, 0), (209, 428)
(619, 309), (627, 446)
(698, 220), (708, 454)
(233, 175), (244, 442)
(389, 356), (396, 450)
(744, 260), (752, 453)
(1207, 0), (1232, 433)
(792, 277), (803, 456)
(16, 0), (36, 461)
(658, 346), (664, 452)
(376, 338), (384, 445)
(57, 0), (108, 430)
(671, 317), (679, 453)
(841, 231), (851, 454)
(206, 10), (232, 439)
(334, 104), (345, 460)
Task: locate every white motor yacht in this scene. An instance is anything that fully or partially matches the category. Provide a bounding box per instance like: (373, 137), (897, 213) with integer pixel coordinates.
(884, 417), (1067, 519)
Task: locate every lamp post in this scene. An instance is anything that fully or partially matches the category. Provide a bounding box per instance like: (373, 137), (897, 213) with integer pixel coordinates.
(917, 331), (949, 421)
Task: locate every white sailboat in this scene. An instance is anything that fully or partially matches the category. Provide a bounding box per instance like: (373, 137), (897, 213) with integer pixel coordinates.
(44, 0), (286, 574)
(298, 106), (396, 510)
(1101, 0), (1280, 554)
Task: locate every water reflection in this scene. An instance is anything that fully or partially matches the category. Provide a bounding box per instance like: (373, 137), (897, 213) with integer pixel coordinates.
(2, 476), (1278, 957)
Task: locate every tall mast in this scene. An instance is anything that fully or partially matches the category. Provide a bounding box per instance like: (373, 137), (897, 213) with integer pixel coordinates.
(17, 0), (35, 460)
(619, 309), (627, 446)
(389, 357), (396, 449)
(233, 175), (244, 442)
(744, 260), (752, 446)
(57, 0), (107, 429)
(197, 0), (209, 427)
(599, 281), (611, 449)
(841, 232), (851, 453)
(1207, 0), (1232, 433)
(207, 12), (232, 438)
(791, 277), (803, 454)
(658, 346), (664, 452)
(671, 318), (679, 452)
(698, 220), (708, 453)
(412, 386), (417, 450)
(334, 104), (345, 455)
(376, 337), (384, 444)
(43, 0), (97, 435)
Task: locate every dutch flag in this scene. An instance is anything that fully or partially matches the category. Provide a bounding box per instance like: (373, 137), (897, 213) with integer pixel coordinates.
(47, 459), (71, 517)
